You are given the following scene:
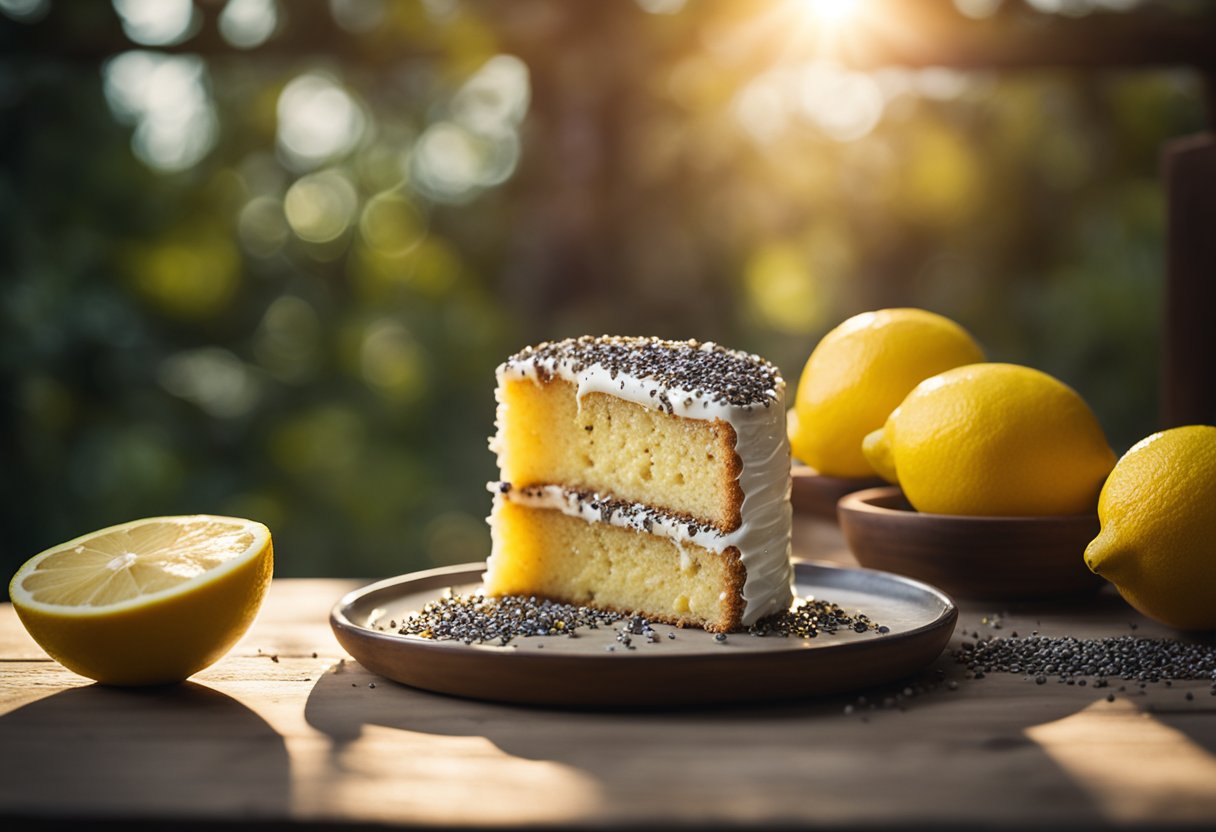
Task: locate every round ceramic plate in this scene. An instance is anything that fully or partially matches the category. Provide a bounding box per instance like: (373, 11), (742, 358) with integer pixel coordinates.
(330, 561), (957, 707)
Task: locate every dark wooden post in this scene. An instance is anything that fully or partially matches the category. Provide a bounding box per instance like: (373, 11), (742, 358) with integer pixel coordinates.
(1161, 126), (1216, 429)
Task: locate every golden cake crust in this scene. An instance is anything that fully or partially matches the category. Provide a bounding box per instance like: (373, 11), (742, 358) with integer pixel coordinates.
(486, 499), (750, 632)
(497, 377), (745, 532)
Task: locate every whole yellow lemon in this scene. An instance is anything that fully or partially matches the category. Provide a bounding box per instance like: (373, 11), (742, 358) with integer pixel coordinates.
(789, 308), (984, 478)
(1085, 425), (1216, 630)
(863, 363), (1116, 516)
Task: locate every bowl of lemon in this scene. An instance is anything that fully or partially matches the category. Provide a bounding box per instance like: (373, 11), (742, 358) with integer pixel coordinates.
(836, 361), (1114, 600)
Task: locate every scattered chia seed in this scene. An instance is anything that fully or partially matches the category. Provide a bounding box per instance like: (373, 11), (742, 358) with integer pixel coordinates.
(392, 590), (886, 647)
(748, 597), (885, 639)
(954, 635), (1216, 683)
(393, 591), (627, 645)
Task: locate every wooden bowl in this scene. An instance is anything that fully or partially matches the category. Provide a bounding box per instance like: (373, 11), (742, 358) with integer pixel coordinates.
(837, 486), (1105, 601)
(791, 465), (887, 521)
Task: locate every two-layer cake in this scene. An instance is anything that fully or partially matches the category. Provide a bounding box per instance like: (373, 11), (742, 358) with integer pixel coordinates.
(484, 335), (793, 632)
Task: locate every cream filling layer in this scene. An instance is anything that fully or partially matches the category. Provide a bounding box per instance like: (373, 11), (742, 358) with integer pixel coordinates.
(493, 349), (793, 625)
(492, 483), (732, 552)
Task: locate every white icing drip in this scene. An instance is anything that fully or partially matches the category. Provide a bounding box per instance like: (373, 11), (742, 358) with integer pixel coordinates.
(492, 352), (793, 626)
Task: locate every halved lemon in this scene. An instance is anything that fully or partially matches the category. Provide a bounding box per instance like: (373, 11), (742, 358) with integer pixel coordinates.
(9, 515), (273, 686)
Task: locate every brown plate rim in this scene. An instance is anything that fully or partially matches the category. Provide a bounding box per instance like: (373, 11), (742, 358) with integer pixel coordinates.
(329, 561), (959, 705)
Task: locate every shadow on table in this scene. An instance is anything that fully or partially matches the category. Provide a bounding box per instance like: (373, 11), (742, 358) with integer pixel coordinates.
(302, 655), (1118, 826)
(0, 682), (290, 820)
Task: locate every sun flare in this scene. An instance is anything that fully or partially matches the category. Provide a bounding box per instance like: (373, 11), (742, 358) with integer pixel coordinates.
(804, 0), (864, 27)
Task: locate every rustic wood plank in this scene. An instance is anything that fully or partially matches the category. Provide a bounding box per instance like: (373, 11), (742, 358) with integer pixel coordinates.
(2, 529), (1215, 829)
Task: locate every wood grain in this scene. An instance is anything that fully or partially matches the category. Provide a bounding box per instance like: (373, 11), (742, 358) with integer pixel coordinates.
(2, 525), (1215, 829)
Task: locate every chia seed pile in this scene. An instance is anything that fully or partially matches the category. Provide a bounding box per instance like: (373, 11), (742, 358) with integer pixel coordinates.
(954, 633), (1216, 685)
(390, 592), (623, 646)
(388, 590), (886, 647)
(501, 336), (783, 414)
(749, 598), (888, 639)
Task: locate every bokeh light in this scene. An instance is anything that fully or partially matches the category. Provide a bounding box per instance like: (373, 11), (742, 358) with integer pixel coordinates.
(0, 0), (49, 22)
(112, 0), (200, 47)
(238, 195), (290, 258)
(103, 51), (218, 172)
(158, 348), (260, 419)
(127, 231), (241, 318)
(218, 0), (278, 50)
(359, 319), (428, 402)
(284, 169), (359, 244)
(360, 192), (427, 257)
(276, 73), (367, 171)
(328, 0), (386, 33)
(800, 63), (884, 141)
(745, 243), (825, 334)
(254, 295), (323, 383)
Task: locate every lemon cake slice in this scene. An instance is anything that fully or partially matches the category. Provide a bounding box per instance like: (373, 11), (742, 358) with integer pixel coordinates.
(485, 335), (792, 632)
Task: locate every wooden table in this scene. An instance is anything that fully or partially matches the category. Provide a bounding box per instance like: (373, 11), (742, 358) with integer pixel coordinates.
(3, 517), (1215, 830)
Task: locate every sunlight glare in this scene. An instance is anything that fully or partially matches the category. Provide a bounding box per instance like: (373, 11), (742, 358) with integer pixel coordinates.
(804, 0), (862, 27)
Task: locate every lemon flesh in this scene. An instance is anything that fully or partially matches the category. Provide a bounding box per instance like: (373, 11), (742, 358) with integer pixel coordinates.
(867, 363), (1116, 516)
(1085, 425), (1216, 630)
(789, 308), (984, 478)
(9, 515), (273, 685)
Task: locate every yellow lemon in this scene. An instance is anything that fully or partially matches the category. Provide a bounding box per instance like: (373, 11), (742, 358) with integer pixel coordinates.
(1085, 425), (1216, 630)
(9, 515), (273, 685)
(789, 308), (984, 477)
(863, 363), (1116, 516)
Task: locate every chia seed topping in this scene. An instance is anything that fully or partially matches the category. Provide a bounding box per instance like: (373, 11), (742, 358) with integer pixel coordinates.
(501, 335), (783, 413)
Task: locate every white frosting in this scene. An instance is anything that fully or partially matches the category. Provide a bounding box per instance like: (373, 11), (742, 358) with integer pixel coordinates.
(491, 345), (793, 625)
(493, 483), (731, 552)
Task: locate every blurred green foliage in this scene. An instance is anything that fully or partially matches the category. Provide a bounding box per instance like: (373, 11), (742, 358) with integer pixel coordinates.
(0, 0), (1206, 593)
